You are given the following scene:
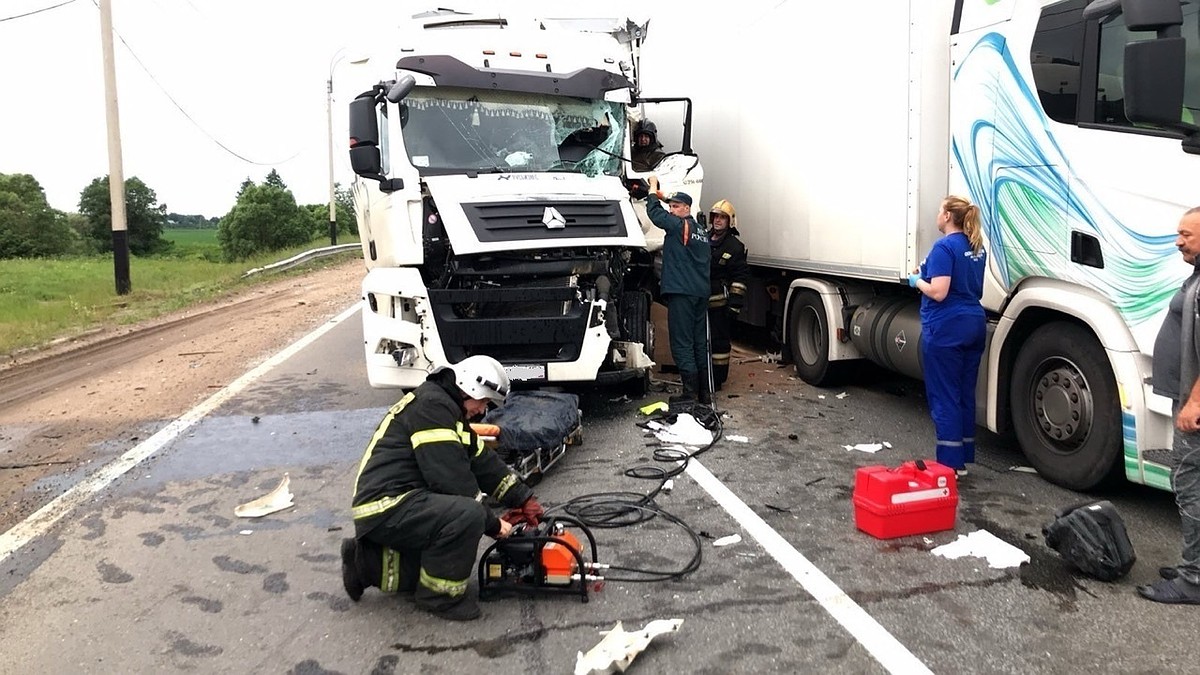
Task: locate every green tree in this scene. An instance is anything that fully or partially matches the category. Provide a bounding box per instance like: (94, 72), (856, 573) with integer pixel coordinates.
(303, 200), (355, 238)
(0, 173), (77, 258)
(79, 176), (172, 255)
(167, 213), (219, 228)
(264, 169), (287, 190)
(335, 183), (358, 235)
(217, 183), (316, 260)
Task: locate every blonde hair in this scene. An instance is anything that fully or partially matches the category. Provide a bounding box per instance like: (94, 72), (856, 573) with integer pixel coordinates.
(943, 195), (983, 253)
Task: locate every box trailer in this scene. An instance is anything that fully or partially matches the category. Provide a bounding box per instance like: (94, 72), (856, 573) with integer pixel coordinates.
(646, 0), (1199, 490)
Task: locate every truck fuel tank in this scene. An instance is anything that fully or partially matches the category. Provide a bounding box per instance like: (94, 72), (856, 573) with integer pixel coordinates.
(849, 296), (923, 382)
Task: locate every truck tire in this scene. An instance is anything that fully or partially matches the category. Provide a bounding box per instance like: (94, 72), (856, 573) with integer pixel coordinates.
(621, 290), (653, 397)
(789, 290), (849, 386)
(1010, 321), (1122, 491)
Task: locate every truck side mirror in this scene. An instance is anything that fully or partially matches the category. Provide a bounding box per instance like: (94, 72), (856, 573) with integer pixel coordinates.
(1124, 37), (1186, 127)
(349, 93), (382, 177)
(347, 92), (402, 191)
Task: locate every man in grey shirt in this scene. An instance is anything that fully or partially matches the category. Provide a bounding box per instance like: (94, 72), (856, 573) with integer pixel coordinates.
(1141, 206), (1200, 605)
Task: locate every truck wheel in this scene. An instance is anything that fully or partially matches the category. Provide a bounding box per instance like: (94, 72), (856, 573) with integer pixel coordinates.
(621, 290), (653, 397)
(1010, 321), (1122, 490)
(789, 290), (848, 385)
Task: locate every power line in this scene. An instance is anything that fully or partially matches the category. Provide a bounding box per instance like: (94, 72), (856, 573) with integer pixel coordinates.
(0, 0), (78, 23)
(88, 0), (300, 167)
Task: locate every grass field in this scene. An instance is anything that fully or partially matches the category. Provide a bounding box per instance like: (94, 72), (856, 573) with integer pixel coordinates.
(0, 234), (361, 356)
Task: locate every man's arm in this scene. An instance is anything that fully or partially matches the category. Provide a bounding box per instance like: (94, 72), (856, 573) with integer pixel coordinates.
(1177, 376), (1200, 432)
(726, 240), (751, 315)
(644, 176), (681, 234)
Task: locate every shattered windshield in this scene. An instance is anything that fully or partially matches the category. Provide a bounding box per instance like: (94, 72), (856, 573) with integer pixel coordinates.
(399, 86), (626, 175)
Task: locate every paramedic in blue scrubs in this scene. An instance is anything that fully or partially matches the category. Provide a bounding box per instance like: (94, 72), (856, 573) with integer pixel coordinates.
(909, 196), (987, 477)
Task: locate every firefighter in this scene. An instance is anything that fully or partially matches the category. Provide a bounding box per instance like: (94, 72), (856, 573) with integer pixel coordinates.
(631, 119), (667, 172)
(706, 199), (750, 391)
(340, 355), (544, 621)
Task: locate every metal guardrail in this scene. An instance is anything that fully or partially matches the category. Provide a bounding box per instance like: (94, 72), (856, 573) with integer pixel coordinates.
(241, 243), (361, 278)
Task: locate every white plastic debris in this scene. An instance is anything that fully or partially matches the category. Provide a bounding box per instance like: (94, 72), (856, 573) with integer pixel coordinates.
(234, 473), (294, 518)
(239, 530), (254, 536)
(882, 441), (893, 449)
(836, 392), (848, 399)
(843, 443), (884, 453)
(651, 413), (714, 446)
(713, 534), (742, 547)
(818, 395), (826, 400)
(725, 435), (749, 443)
(575, 619), (684, 675)
(1008, 465), (1039, 474)
(931, 530), (1030, 569)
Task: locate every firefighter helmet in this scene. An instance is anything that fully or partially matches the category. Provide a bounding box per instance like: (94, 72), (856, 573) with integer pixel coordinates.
(437, 355), (510, 403)
(709, 199), (737, 231)
(634, 119), (659, 145)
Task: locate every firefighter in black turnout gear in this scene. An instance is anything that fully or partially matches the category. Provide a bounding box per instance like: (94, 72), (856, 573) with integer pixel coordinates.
(341, 355), (543, 621)
(631, 119), (667, 173)
(707, 199), (750, 390)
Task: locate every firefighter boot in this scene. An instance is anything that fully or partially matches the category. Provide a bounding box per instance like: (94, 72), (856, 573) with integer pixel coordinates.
(340, 538), (365, 602)
(416, 591), (482, 622)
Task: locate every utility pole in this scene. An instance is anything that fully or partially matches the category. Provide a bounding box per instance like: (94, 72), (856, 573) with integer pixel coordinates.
(99, 0), (130, 294)
(326, 75), (337, 246)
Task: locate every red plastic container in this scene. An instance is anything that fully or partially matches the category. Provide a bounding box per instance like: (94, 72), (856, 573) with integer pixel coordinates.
(852, 460), (958, 539)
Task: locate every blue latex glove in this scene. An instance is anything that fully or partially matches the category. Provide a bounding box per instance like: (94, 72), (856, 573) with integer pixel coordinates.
(908, 273), (921, 288)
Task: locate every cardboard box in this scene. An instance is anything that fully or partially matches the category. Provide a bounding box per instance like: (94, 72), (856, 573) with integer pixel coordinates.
(852, 460), (958, 539)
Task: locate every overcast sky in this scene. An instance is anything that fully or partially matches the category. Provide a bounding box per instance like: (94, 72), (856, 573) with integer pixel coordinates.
(0, 0), (659, 218)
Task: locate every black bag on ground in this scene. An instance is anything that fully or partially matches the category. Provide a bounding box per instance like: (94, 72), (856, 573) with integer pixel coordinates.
(1042, 500), (1136, 581)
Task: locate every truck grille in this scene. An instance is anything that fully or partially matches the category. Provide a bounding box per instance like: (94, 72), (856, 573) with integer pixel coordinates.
(462, 200), (626, 242)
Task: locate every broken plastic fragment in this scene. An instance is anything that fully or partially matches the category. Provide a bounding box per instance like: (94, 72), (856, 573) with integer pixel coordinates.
(843, 443), (884, 453)
(651, 413), (714, 446)
(725, 435), (749, 443)
(234, 473), (294, 518)
(1008, 465), (1039, 474)
(931, 530), (1030, 569)
(639, 401), (669, 415)
(574, 619), (684, 675)
(836, 392), (848, 399)
(713, 534), (742, 547)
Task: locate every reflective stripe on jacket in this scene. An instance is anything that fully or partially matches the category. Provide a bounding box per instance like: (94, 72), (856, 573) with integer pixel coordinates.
(350, 372), (531, 535)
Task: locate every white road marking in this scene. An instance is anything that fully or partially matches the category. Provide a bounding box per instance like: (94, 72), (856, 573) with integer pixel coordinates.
(685, 458), (933, 675)
(0, 302), (363, 565)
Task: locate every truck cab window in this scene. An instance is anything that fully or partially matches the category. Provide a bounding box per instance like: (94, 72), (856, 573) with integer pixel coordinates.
(1031, 0), (1087, 125)
(398, 86), (626, 175)
(1095, 4), (1200, 128)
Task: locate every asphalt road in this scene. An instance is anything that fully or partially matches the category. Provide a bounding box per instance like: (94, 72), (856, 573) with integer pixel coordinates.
(0, 305), (1189, 674)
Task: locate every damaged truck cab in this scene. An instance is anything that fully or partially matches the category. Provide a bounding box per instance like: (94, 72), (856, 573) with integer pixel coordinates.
(348, 12), (692, 390)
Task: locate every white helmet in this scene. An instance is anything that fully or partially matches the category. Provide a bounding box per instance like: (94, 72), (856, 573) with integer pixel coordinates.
(438, 355), (510, 403)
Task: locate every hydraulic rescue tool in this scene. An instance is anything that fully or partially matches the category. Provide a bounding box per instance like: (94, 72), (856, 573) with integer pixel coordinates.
(478, 515), (607, 603)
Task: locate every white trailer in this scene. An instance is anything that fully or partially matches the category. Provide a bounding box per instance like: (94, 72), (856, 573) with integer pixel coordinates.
(346, 10), (702, 392)
(646, 0), (1198, 490)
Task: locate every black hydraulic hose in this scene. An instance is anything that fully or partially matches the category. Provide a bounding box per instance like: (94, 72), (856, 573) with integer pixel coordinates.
(545, 402), (724, 582)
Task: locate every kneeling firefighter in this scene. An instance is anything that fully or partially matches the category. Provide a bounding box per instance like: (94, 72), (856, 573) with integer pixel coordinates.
(341, 355), (544, 621)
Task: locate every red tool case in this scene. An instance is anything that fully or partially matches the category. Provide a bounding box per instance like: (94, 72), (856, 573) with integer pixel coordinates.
(852, 460), (958, 539)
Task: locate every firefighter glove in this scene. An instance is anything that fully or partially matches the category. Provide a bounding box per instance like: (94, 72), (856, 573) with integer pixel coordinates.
(502, 496), (544, 526)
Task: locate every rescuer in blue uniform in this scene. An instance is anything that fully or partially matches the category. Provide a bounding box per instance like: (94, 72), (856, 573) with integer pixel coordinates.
(909, 196), (987, 476)
(646, 176), (711, 404)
